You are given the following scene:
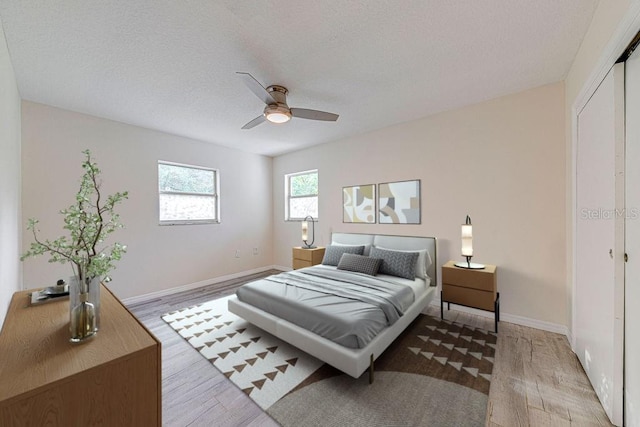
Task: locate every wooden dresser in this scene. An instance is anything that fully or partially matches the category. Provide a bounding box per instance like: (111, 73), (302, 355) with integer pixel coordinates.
(292, 246), (326, 269)
(0, 284), (161, 426)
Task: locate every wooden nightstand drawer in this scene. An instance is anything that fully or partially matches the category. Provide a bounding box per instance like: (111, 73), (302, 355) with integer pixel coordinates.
(293, 258), (312, 270)
(442, 261), (496, 292)
(292, 247), (325, 270)
(442, 284), (495, 311)
(293, 247), (314, 262)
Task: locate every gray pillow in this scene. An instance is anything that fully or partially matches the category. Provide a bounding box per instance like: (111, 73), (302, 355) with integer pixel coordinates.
(337, 253), (382, 276)
(322, 245), (365, 266)
(369, 247), (419, 280)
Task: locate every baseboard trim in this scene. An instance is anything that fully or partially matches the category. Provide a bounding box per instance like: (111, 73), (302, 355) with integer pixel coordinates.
(430, 298), (569, 337)
(121, 265), (286, 305)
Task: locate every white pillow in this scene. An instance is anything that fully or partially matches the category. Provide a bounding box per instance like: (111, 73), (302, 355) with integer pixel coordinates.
(374, 246), (431, 279)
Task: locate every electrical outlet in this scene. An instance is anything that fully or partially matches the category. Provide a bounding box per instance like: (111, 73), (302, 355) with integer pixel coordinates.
(235, 250), (240, 258)
(253, 247), (258, 255)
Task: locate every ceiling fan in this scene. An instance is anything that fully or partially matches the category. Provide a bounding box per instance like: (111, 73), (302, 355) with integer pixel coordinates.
(237, 72), (339, 129)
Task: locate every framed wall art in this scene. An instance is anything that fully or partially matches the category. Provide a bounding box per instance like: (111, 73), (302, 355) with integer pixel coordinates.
(378, 179), (421, 224)
(343, 184), (376, 223)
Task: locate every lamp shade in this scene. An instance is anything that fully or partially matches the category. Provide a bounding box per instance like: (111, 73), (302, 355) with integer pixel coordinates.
(455, 215), (484, 269)
(301, 215), (316, 248)
(461, 223), (473, 256)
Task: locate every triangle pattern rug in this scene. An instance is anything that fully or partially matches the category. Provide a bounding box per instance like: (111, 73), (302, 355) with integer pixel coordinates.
(162, 295), (323, 409)
(163, 295), (497, 426)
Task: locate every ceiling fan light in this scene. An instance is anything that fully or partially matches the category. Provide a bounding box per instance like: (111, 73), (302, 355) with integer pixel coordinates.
(265, 110), (291, 124)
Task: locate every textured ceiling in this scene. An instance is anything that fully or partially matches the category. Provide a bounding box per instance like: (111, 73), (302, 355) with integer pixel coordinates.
(0, 1), (598, 156)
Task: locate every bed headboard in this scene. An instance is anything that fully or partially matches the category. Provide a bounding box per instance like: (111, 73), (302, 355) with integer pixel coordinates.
(330, 232), (437, 286)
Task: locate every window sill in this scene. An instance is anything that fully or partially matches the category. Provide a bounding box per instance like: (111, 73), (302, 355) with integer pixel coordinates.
(159, 220), (219, 226)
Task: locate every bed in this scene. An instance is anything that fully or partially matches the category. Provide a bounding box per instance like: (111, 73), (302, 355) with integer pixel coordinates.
(227, 232), (437, 382)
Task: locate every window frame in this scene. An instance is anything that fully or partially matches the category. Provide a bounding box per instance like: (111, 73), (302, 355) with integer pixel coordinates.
(158, 160), (220, 226)
(285, 169), (318, 221)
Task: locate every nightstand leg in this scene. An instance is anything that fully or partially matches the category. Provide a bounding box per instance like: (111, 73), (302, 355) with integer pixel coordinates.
(440, 291), (444, 320)
(494, 292), (500, 333)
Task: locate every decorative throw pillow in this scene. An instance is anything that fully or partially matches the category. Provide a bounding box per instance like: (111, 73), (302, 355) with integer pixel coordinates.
(375, 246), (431, 279)
(322, 245), (365, 266)
(369, 247), (419, 280)
(331, 241), (372, 256)
(337, 253), (382, 276)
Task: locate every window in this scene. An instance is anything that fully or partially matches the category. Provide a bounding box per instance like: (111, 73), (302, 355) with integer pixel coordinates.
(285, 169), (318, 220)
(158, 161), (219, 225)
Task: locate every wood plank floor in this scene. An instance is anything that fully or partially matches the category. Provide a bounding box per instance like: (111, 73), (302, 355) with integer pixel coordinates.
(427, 307), (613, 426)
(127, 271), (612, 427)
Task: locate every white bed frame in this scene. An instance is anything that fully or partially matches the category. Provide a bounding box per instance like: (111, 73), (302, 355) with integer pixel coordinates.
(228, 233), (437, 381)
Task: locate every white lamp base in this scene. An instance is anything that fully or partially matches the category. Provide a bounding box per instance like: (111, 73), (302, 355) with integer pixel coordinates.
(454, 261), (486, 269)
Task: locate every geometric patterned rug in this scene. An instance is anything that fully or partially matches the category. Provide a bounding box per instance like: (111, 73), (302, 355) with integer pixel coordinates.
(163, 295), (497, 426)
(162, 295), (323, 409)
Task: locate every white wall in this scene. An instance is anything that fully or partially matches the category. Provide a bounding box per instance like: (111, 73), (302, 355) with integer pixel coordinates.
(0, 18), (22, 328)
(274, 82), (566, 327)
(21, 102), (273, 299)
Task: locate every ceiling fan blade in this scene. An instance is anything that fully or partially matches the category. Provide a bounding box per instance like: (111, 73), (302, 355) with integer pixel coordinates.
(290, 108), (339, 122)
(241, 114), (266, 130)
(237, 72), (276, 105)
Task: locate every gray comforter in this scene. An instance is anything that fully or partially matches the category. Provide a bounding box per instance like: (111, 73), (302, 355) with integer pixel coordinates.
(235, 266), (415, 348)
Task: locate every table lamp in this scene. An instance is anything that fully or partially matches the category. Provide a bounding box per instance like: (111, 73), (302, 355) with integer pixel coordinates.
(454, 215), (485, 269)
(301, 215), (316, 249)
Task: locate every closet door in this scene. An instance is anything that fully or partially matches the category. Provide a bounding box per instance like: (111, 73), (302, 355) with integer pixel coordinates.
(575, 63), (624, 426)
(626, 46), (640, 427)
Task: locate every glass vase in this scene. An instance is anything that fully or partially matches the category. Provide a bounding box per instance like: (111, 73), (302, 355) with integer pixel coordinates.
(69, 276), (101, 342)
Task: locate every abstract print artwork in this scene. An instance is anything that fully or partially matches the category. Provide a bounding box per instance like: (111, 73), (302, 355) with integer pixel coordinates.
(378, 180), (421, 224)
(343, 184), (376, 223)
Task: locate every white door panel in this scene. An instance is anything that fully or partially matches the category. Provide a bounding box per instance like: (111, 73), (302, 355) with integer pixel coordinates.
(575, 63), (624, 426)
(626, 46), (640, 427)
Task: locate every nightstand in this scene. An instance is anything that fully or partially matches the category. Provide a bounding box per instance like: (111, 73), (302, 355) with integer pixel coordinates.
(292, 246), (326, 270)
(441, 260), (499, 332)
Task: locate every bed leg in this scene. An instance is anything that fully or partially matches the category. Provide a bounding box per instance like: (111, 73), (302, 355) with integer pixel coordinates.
(369, 354), (374, 384)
